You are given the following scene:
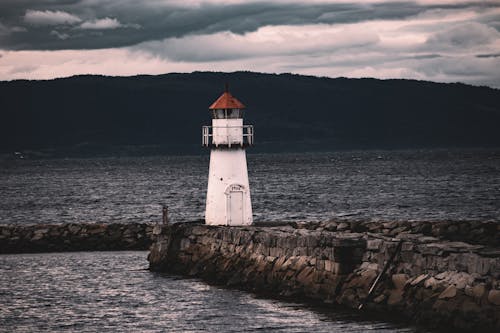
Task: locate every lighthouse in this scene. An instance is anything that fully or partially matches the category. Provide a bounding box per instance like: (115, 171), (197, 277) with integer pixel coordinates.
(202, 85), (254, 226)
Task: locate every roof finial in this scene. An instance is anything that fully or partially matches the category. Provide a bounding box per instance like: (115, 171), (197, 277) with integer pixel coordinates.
(225, 82), (229, 93)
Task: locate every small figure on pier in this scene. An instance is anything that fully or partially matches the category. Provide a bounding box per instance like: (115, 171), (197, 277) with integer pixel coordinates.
(202, 84), (253, 226)
(162, 205), (169, 225)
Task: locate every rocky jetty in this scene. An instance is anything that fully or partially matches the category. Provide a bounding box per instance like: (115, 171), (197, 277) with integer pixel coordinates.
(0, 222), (154, 253)
(148, 220), (500, 332)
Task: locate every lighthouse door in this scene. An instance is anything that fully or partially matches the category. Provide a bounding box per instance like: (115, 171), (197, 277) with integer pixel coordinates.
(227, 185), (244, 225)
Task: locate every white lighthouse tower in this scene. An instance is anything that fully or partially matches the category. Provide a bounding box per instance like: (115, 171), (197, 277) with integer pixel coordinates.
(202, 85), (254, 226)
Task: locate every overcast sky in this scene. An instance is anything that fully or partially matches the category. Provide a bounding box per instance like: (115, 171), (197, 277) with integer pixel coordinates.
(0, 0), (499, 87)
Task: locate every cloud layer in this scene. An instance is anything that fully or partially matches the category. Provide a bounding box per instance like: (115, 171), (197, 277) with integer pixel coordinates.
(24, 10), (82, 26)
(0, 0), (499, 87)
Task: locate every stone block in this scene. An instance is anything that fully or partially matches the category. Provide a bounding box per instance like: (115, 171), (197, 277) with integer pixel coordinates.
(419, 236), (440, 243)
(392, 274), (409, 290)
(418, 243), (450, 256)
(467, 256), (491, 275)
(448, 272), (474, 290)
(199, 236), (213, 245)
(293, 256), (310, 270)
(487, 289), (500, 306)
(435, 271), (451, 280)
(88, 225), (106, 235)
(282, 256), (296, 270)
(401, 242), (414, 251)
(412, 256), (425, 270)
(209, 243), (220, 252)
(296, 266), (315, 285)
(0, 227), (11, 237)
(296, 236), (307, 247)
(31, 231), (47, 241)
(359, 269), (377, 289)
(278, 236), (296, 249)
(190, 225), (207, 236)
(390, 226), (409, 236)
(324, 260), (335, 273)
(424, 277), (439, 290)
(324, 224), (337, 232)
(256, 244), (270, 256)
(269, 247), (280, 257)
(383, 221), (399, 229)
(438, 285), (457, 299)
(337, 222), (349, 231)
(375, 252), (386, 268)
(400, 250), (414, 262)
(307, 247), (320, 257)
(284, 247), (294, 257)
(367, 262), (379, 271)
(320, 247), (335, 260)
(305, 235), (319, 248)
(292, 247), (308, 256)
(410, 274), (428, 286)
(265, 256), (276, 263)
(273, 256), (287, 271)
(465, 284), (485, 299)
(226, 243), (236, 254)
(234, 245), (244, 255)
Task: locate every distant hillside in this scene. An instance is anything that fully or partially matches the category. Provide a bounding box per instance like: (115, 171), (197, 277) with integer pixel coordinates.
(1, 71), (499, 156)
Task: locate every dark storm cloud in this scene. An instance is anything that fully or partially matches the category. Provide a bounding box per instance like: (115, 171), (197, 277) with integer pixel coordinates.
(426, 22), (499, 49)
(476, 53), (500, 58)
(0, 0), (497, 50)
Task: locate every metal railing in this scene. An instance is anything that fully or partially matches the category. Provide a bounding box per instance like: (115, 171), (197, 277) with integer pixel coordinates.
(202, 125), (254, 147)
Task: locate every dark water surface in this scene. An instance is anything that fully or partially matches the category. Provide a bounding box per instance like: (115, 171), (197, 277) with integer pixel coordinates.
(0, 149), (499, 224)
(1, 150), (498, 332)
(0, 251), (428, 333)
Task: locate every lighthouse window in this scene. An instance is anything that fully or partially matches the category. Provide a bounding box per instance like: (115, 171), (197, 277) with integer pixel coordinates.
(212, 108), (242, 119)
(228, 109), (241, 119)
(213, 109), (225, 119)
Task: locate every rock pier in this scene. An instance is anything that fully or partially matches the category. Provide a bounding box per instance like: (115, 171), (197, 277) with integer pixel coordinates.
(0, 222), (154, 253)
(148, 220), (500, 332)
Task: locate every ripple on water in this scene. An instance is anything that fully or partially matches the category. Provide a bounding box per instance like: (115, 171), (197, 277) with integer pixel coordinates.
(0, 150), (499, 225)
(0, 251), (431, 333)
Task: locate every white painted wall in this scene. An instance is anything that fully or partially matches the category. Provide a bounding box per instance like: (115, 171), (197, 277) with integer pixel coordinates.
(205, 148), (253, 225)
(212, 118), (243, 146)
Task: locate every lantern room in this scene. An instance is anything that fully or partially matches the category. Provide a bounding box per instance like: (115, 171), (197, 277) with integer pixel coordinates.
(209, 86), (246, 119)
(202, 86), (253, 148)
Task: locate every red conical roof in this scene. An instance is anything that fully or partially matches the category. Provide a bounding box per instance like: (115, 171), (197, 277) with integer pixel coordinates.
(209, 88), (246, 110)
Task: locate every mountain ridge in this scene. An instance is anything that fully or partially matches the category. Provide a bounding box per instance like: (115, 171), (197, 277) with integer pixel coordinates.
(1, 71), (499, 156)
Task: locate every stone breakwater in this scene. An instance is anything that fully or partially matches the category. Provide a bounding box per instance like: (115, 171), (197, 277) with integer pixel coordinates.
(148, 220), (500, 332)
(0, 222), (154, 254)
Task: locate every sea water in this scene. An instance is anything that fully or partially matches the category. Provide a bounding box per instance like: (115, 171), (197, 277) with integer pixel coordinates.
(0, 251), (428, 332)
(1, 149), (499, 225)
(1, 149), (499, 332)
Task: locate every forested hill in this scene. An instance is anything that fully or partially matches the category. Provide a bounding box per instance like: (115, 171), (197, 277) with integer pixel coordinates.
(1, 71), (499, 156)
